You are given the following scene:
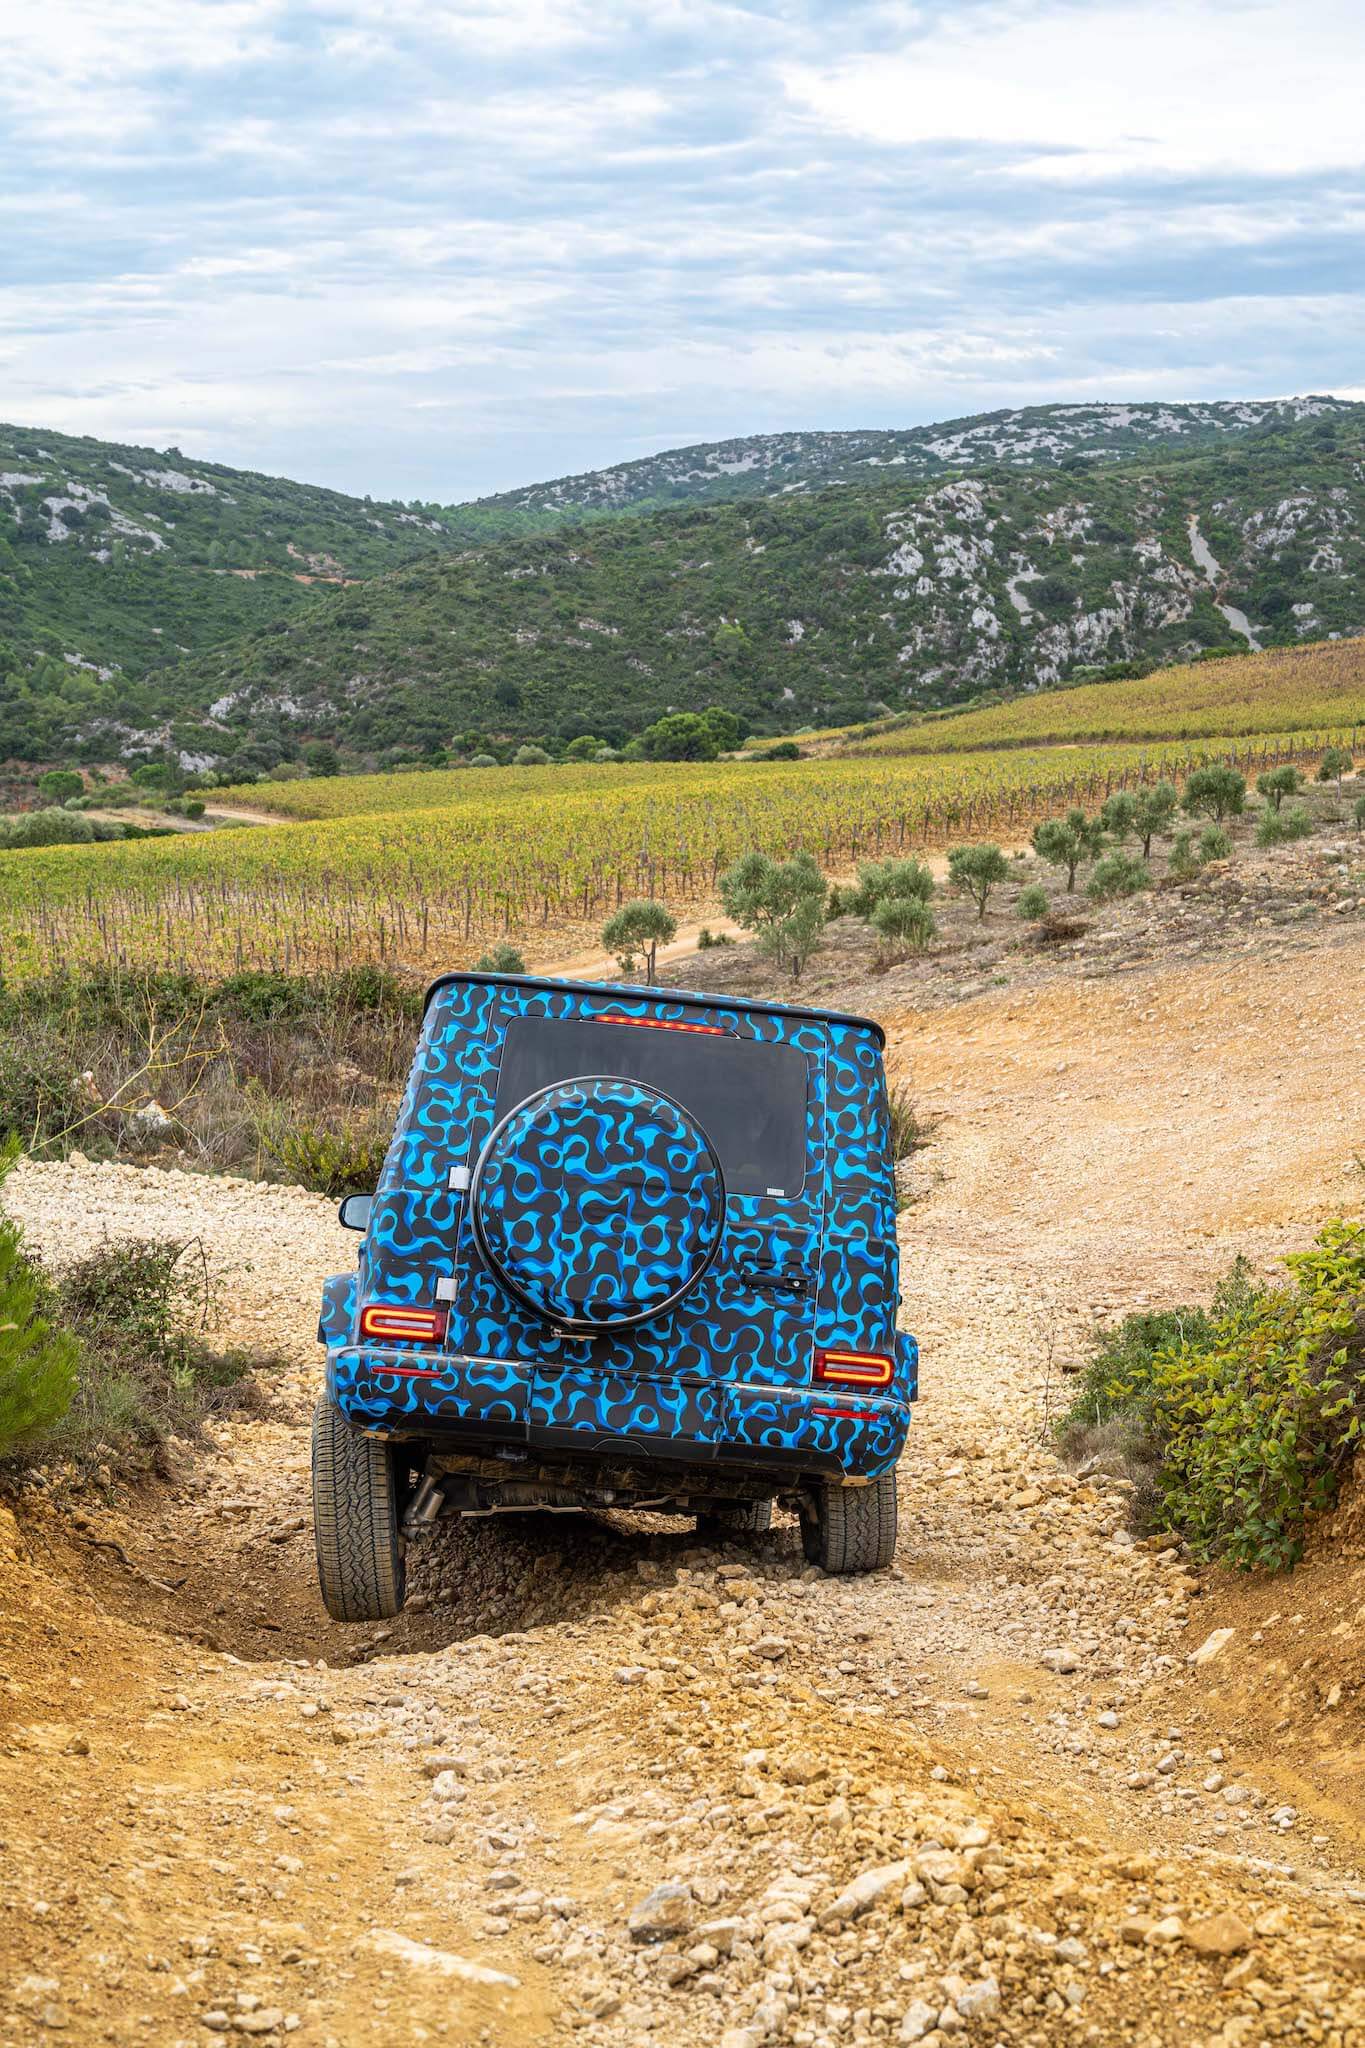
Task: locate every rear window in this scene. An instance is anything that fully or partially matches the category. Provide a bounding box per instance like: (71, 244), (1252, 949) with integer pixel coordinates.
(493, 1016), (809, 1199)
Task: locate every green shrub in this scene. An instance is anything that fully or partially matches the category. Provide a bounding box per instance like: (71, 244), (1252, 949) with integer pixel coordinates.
(1354, 794), (1365, 834)
(274, 1120), (386, 1197)
(1166, 829), (1200, 881)
(886, 1080), (935, 1163)
(37, 769), (84, 804)
(1182, 765), (1246, 821)
(248, 1084), (387, 1195)
(1318, 746), (1353, 791)
(0, 1037), (86, 1152)
(1197, 825), (1232, 862)
(513, 743), (551, 766)
(947, 842), (1009, 919)
(469, 753), (498, 768)
(473, 941), (527, 973)
(846, 857), (935, 918)
(39, 1236), (275, 1472)
(1256, 803), (1312, 847)
(870, 897), (936, 961)
(1059, 1230), (1365, 1570)
(1086, 851), (1151, 901)
(0, 1144), (80, 1458)
(1016, 883), (1049, 919)
(0, 806), (96, 850)
(696, 927), (733, 950)
(756, 740), (802, 761)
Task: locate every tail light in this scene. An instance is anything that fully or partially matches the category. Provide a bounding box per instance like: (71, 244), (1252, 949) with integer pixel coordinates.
(600, 1014), (726, 1035)
(358, 1302), (448, 1346)
(815, 1347), (894, 1390)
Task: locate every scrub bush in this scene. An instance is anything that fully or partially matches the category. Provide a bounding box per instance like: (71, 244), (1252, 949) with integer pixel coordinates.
(1059, 1227), (1365, 1570)
(0, 1144), (80, 1458)
(870, 897), (936, 962)
(473, 942), (527, 973)
(1257, 804), (1313, 847)
(1086, 851), (1151, 901)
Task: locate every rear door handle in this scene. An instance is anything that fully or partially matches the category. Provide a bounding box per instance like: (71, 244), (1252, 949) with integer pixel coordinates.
(741, 1261), (813, 1298)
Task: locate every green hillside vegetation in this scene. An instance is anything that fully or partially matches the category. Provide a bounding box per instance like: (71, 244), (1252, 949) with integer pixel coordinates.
(0, 420), (462, 766)
(128, 411), (1365, 774)
(442, 397), (1355, 537)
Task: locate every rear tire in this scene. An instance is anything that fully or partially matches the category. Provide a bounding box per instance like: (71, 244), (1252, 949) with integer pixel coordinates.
(695, 1497), (774, 1541)
(801, 1470), (898, 1574)
(311, 1394), (407, 1621)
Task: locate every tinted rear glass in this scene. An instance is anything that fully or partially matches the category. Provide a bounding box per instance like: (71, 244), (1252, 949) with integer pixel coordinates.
(493, 1016), (809, 1198)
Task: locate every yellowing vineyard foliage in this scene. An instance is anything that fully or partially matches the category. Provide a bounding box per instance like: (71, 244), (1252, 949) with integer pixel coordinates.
(859, 636), (1365, 753)
(212, 759), (657, 822)
(3, 733), (1349, 981)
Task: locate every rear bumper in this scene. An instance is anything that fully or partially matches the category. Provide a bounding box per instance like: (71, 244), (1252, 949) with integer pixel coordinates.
(326, 1346), (913, 1482)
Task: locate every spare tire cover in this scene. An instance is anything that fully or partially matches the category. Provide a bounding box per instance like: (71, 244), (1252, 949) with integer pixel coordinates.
(471, 1075), (725, 1332)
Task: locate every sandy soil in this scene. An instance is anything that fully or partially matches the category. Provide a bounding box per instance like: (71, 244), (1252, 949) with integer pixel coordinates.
(1, 922), (1363, 2046)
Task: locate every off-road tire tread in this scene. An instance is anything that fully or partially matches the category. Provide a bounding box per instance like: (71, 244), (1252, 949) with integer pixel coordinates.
(311, 1394), (406, 1621)
(696, 1498), (774, 1540)
(802, 1470), (898, 1573)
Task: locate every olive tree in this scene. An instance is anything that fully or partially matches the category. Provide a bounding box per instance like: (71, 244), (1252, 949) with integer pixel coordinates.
(1132, 782), (1178, 858)
(1182, 766), (1246, 821)
(1032, 809), (1104, 891)
(1256, 764), (1304, 813)
(947, 842), (1010, 920)
(1099, 791), (1138, 843)
(845, 857), (935, 918)
(1318, 746), (1354, 796)
(720, 850), (827, 977)
(601, 900), (677, 981)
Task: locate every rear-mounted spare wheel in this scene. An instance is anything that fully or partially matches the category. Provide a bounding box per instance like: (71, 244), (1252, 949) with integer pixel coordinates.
(471, 1074), (725, 1333)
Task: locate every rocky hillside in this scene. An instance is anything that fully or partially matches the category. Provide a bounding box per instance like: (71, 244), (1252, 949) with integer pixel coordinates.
(132, 410), (1365, 769)
(444, 396), (1358, 538)
(0, 421), (462, 763)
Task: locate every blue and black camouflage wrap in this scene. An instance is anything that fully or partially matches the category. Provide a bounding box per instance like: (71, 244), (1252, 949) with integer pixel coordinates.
(322, 973), (916, 1484)
(471, 1075), (725, 1332)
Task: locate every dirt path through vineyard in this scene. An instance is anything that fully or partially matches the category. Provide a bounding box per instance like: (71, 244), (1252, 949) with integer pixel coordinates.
(1, 929), (1363, 2046)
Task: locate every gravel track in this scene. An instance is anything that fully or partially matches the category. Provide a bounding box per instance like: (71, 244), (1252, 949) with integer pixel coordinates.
(1, 926), (1363, 2046)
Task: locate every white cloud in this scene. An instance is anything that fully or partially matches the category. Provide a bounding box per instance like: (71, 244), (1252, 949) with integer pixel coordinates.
(783, 0), (1365, 179)
(3, 0), (1363, 497)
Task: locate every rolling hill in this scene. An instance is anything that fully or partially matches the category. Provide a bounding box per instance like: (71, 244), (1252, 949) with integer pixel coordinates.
(0, 421), (463, 762)
(441, 396), (1358, 538)
(108, 408), (1365, 773)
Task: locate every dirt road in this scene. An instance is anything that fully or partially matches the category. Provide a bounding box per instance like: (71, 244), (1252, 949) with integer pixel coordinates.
(2, 929), (1363, 2045)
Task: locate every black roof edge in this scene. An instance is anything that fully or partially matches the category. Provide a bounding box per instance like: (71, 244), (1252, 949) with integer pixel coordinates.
(421, 970), (886, 1047)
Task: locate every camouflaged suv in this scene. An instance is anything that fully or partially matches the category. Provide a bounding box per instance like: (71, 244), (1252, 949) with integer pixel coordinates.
(312, 971), (917, 1619)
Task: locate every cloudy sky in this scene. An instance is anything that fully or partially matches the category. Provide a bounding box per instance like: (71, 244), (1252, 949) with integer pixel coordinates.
(3, 0), (1363, 502)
